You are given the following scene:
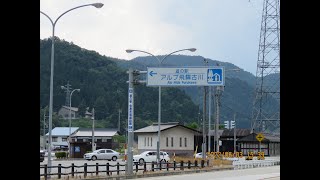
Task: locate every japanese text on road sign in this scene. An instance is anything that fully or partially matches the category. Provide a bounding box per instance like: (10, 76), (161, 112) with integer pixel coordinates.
(128, 88), (133, 132)
(147, 67), (224, 86)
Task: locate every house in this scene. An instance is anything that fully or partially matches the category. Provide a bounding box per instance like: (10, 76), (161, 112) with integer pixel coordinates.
(69, 128), (120, 158)
(134, 122), (201, 157)
(45, 127), (79, 150)
(58, 106), (79, 119)
(58, 106), (93, 119)
(237, 132), (280, 156)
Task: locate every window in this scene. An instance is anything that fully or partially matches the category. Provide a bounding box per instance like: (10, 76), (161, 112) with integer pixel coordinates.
(185, 138), (187, 147)
(171, 137), (173, 147)
(99, 150), (105, 153)
(106, 150), (113, 153)
(52, 137), (57, 142)
(151, 137), (152, 147)
(148, 137), (149, 146)
(180, 137), (182, 147)
(144, 137), (146, 147)
(166, 137), (168, 147)
(102, 139), (107, 142)
(62, 138), (67, 142)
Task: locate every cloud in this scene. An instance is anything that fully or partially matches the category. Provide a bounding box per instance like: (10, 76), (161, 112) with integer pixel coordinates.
(40, 0), (266, 74)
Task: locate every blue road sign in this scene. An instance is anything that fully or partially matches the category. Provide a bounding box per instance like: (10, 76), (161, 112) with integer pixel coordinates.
(128, 88), (133, 132)
(147, 67), (224, 86)
(75, 146), (80, 152)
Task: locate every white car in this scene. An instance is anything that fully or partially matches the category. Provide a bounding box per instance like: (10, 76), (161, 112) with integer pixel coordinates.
(133, 151), (170, 165)
(194, 152), (208, 158)
(84, 149), (120, 161)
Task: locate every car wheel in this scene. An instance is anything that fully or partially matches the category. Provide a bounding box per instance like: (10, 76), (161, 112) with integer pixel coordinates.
(112, 156), (117, 161)
(139, 159), (144, 166)
(160, 159), (166, 163)
(91, 156), (97, 161)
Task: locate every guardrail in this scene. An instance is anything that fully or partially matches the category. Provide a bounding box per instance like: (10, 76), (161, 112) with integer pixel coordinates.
(40, 160), (210, 179)
(233, 160), (280, 170)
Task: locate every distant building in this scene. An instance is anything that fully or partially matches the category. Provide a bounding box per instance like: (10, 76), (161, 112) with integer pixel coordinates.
(58, 106), (92, 119)
(45, 127), (79, 150)
(237, 132), (280, 156)
(69, 128), (120, 158)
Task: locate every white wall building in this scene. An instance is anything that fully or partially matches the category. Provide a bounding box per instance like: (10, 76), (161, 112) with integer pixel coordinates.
(135, 122), (201, 156)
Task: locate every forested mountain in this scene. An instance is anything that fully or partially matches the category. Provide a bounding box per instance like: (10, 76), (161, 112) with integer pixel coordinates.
(40, 38), (199, 134)
(40, 38), (279, 135)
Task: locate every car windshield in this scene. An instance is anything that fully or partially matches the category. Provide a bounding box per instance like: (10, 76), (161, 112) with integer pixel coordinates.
(92, 150), (100, 153)
(140, 151), (153, 155)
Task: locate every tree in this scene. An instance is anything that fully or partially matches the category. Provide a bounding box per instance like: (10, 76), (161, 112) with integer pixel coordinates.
(78, 100), (87, 117)
(186, 122), (198, 130)
(113, 135), (125, 143)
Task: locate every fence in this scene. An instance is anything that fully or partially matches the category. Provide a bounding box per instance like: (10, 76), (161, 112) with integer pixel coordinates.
(233, 160), (280, 169)
(40, 160), (210, 180)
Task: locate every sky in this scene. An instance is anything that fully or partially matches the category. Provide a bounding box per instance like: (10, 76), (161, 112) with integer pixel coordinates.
(40, 0), (264, 75)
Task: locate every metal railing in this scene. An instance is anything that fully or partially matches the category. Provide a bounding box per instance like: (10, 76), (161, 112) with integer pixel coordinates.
(233, 159), (280, 169)
(40, 160), (210, 179)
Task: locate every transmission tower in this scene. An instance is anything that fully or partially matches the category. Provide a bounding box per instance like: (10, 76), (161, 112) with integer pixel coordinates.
(251, 0), (280, 133)
(61, 81), (72, 107)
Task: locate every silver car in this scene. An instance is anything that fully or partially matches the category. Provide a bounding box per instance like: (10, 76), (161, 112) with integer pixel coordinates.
(84, 149), (120, 161)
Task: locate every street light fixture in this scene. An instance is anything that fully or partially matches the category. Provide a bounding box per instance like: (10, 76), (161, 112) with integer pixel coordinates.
(126, 48), (197, 164)
(40, 2), (103, 174)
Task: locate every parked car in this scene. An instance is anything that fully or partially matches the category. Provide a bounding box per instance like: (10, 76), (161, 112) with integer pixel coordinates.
(133, 151), (170, 165)
(194, 152), (208, 159)
(84, 149), (120, 161)
(40, 150), (45, 162)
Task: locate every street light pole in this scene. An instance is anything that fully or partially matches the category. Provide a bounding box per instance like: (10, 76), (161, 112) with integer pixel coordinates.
(92, 108), (95, 152)
(43, 108), (49, 150)
(126, 48), (196, 163)
(68, 88), (80, 158)
(40, 3), (103, 174)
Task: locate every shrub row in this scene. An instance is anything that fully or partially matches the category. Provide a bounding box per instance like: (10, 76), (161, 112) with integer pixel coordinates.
(55, 151), (69, 159)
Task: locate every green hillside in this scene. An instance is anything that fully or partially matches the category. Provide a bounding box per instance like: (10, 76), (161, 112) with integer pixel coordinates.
(40, 38), (199, 134)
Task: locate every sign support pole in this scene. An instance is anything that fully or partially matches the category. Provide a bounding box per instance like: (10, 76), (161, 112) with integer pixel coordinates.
(127, 68), (134, 175)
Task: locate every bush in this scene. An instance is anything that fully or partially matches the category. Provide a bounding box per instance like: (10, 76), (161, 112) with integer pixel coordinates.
(55, 151), (68, 159)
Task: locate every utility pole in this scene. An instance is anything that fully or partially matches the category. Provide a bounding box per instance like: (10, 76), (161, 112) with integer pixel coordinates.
(118, 109), (121, 132)
(126, 69), (147, 174)
(202, 86), (207, 158)
(92, 108), (95, 152)
(43, 108), (48, 150)
(127, 68), (134, 175)
(61, 81), (72, 107)
(234, 113), (236, 154)
(214, 62), (223, 153)
(202, 58), (208, 158)
(214, 85), (224, 152)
